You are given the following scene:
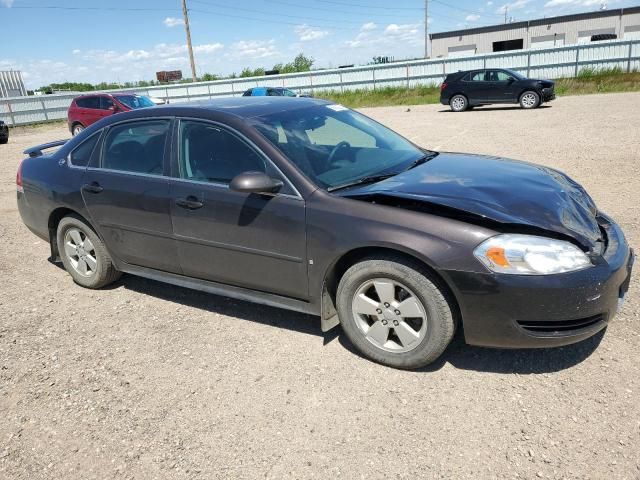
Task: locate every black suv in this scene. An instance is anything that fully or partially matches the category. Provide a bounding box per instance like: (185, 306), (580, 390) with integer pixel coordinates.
(0, 120), (8, 144)
(440, 69), (555, 112)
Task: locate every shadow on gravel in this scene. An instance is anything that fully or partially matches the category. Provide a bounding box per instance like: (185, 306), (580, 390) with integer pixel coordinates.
(438, 105), (552, 113)
(414, 328), (606, 374)
(114, 273), (342, 345)
(336, 328), (605, 374)
(57, 263), (605, 375)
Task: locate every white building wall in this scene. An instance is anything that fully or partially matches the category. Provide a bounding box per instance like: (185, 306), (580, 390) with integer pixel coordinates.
(432, 9), (640, 58)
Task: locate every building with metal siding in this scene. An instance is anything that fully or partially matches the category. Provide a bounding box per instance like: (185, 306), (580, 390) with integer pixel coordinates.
(0, 71), (27, 98)
(430, 7), (640, 58)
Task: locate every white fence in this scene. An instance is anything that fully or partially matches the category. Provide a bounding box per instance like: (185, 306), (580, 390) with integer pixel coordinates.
(1, 39), (639, 127)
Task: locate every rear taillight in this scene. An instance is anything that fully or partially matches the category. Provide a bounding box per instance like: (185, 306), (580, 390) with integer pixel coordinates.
(16, 160), (24, 193)
(440, 82), (448, 91)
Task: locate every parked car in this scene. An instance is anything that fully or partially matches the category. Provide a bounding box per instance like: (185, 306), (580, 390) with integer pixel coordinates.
(242, 87), (310, 97)
(67, 93), (156, 136)
(149, 96), (168, 105)
(17, 97), (632, 369)
(0, 120), (8, 144)
(440, 68), (556, 112)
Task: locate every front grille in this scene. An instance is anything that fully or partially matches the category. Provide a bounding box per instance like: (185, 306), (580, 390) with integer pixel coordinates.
(517, 314), (605, 335)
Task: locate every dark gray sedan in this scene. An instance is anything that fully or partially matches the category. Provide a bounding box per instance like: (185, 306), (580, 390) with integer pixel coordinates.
(16, 97), (632, 369)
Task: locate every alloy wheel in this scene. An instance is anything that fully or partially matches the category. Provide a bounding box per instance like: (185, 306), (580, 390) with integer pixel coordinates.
(64, 227), (97, 277)
(351, 278), (428, 353)
(451, 96), (466, 111)
(521, 93), (537, 108)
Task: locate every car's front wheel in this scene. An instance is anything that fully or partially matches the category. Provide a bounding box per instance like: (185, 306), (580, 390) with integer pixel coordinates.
(520, 91), (540, 109)
(336, 256), (456, 369)
(57, 215), (121, 288)
(72, 123), (85, 136)
(449, 95), (468, 112)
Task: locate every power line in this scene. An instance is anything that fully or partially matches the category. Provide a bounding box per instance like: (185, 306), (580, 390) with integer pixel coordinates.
(190, 0), (374, 25)
(190, 7), (356, 30)
(262, 0), (422, 20)
(11, 5), (180, 12)
(431, 0), (504, 17)
(314, 0), (424, 10)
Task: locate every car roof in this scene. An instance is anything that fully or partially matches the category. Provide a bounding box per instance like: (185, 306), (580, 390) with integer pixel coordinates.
(75, 92), (141, 98)
(149, 96), (331, 119)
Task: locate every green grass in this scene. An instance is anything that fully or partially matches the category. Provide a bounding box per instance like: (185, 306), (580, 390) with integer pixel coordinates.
(318, 85), (442, 109)
(317, 70), (640, 109)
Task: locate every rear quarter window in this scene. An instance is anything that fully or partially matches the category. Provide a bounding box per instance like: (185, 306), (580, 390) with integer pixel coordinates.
(69, 132), (101, 167)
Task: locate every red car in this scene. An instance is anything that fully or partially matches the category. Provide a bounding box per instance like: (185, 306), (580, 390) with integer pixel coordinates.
(67, 93), (156, 136)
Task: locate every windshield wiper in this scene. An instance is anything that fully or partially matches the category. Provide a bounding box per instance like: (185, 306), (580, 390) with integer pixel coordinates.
(403, 151), (439, 172)
(327, 152), (439, 193)
(327, 173), (398, 192)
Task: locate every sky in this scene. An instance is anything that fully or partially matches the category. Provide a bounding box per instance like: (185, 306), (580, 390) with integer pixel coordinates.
(1, 0), (638, 89)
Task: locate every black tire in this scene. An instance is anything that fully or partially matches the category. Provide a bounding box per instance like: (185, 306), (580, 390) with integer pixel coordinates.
(519, 91), (540, 109)
(449, 94), (468, 112)
(56, 214), (121, 288)
(72, 123), (85, 136)
(336, 256), (456, 369)
(0, 136), (7, 144)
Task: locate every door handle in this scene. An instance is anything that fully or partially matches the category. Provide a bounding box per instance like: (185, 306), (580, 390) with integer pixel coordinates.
(82, 182), (103, 194)
(176, 196), (204, 210)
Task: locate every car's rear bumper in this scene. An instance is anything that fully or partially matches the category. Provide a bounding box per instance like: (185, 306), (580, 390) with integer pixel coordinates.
(444, 216), (633, 348)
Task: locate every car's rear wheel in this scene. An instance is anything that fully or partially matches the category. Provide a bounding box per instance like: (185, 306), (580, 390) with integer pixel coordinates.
(72, 123), (85, 136)
(336, 256), (456, 369)
(57, 215), (121, 289)
(520, 91), (540, 109)
(0, 137), (7, 144)
(450, 95), (468, 112)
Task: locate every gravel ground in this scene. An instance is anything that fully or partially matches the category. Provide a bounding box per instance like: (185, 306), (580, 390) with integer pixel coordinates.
(1, 93), (639, 480)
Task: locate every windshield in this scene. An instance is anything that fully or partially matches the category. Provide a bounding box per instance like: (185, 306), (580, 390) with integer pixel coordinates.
(115, 95), (155, 109)
(251, 104), (427, 190)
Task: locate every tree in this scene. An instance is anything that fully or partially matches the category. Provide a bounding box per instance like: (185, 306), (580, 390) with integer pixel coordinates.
(291, 53), (314, 72)
(201, 72), (220, 81)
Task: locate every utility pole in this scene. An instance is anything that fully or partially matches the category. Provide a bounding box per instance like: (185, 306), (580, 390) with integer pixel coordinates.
(504, 5), (508, 24)
(181, 0), (197, 81)
(424, 0), (429, 58)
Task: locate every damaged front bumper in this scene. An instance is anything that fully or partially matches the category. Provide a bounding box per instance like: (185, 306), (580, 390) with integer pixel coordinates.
(444, 216), (633, 348)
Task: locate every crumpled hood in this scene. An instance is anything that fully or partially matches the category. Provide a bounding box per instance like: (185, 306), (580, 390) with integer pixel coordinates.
(344, 152), (602, 249)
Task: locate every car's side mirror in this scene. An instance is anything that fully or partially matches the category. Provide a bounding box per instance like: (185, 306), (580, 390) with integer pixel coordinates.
(229, 171), (283, 194)
(507, 77), (516, 83)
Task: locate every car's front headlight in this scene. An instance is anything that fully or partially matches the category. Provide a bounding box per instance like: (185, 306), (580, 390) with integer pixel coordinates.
(473, 234), (592, 275)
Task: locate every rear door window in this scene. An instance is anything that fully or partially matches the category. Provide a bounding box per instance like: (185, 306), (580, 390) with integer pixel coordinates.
(102, 120), (170, 175)
(76, 97), (100, 109)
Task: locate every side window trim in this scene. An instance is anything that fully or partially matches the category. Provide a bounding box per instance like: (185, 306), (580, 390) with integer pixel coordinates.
(88, 117), (174, 178)
(173, 117), (302, 199)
